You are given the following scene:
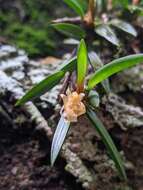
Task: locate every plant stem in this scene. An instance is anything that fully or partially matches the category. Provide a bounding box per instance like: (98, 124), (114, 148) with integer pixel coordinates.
(76, 83), (84, 93)
(83, 0), (95, 27)
(58, 72), (71, 104)
(107, 0), (113, 10)
(132, 0), (140, 5)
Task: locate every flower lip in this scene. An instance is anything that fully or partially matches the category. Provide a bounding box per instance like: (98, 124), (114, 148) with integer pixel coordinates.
(60, 89), (86, 122)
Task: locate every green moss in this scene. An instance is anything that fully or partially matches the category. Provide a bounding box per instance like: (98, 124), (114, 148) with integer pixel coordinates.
(4, 23), (55, 57)
(0, 0), (65, 57)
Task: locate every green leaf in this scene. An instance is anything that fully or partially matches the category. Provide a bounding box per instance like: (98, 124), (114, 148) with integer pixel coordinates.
(95, 24), (120, 46)
(16, 71), (65, 106)
(113, 0), (129, 8)
(76, 0), (88, 12)
(86, 108), (127, 180)
(128, 5), (143, 16)
(120, 0), (129, 8)
(110, 19), (137, 37)
(52, 23), (86, 39)
(88, 90), (100, 108)
(63, 0), (84, 17)
(51, 116), (70, 166)
(16, 57), (77, 106)
(88, 54), (143, 90)
(88, 52), (110, 93)
(59, 57), (77, 72)
(77, 39), (88, 86)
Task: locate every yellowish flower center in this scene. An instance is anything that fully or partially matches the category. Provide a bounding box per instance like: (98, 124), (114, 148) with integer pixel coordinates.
(60, 90), (86, 122)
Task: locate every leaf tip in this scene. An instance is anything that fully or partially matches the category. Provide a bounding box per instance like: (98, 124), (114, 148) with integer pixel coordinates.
(80, 38), (86, 47)
(15, 99), (21, 106)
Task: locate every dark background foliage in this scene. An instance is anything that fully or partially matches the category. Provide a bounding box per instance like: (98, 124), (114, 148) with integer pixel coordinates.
(0, 0), (74, 57)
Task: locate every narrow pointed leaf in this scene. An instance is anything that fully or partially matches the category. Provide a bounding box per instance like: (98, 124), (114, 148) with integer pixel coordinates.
(59, 57), (77, 72)
(16, 57), (77, 106)
(16, 71), (65, 106)
(89, 52), (110, 93)
(52, 23), (86, 39)
(95, 24), (120, 46)
(88, 54), (143, 90)
(63, 0), (84, 17)
(77, 39), (88, 87)
(76, 0), (88, 12)
(51, 116), (70, 166)
(111, 19), (137, 37)
(86, 108), (127, 180)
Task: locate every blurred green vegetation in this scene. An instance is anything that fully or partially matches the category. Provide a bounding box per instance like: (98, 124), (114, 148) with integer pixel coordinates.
(0, 0), (71, 57)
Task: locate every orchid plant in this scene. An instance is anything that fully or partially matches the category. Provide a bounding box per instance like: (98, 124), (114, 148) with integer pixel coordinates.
(16, 0), (143, 182)
(16, 38), (143, 180)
